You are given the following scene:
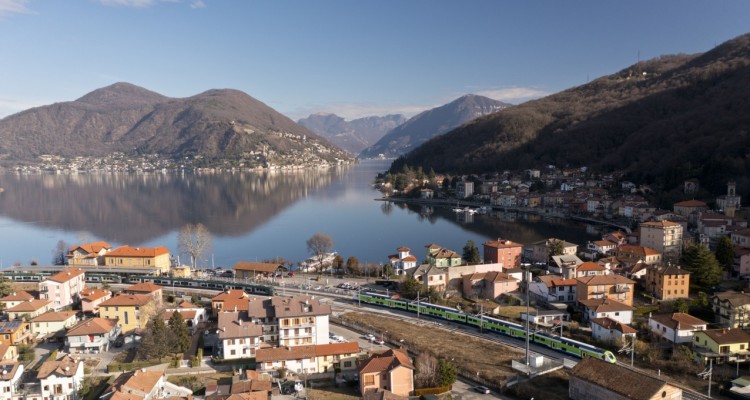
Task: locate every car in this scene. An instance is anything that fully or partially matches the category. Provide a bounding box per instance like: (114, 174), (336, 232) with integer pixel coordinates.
(365, 334), (375, 341)
(371, 338), (385, 345)
(287, 272), (295, 277)
(473, 386), (490, 394)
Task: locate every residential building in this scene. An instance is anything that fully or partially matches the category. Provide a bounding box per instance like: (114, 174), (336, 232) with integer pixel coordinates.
(693, 328), (750, 365)
(0, 344), (17, 361)
(255, 342), (360, 375)
(732, 229), (750, 249)
(639, 221), (683, 259)
(233, 261), (285, 281)
(673, 200), (708, 218)
(461, 271), (519, 300)
(0, 291), (34, 310)
(387, 247), (418, 276)
(611, 245), (662, 266)
(358, 349), (414, 397)
(411, 264), (448, 292)
(211, 290), (249, 316)
(105, 245), (171, 275)
(65, 318), (120, 354)
(583, 240), (618, 260)
(569, 357), (682, 400)
(39, 268), (86, 311)
(6, 299), (52, 320)
(419, 188), (433, 199)
(482, 239), (523, 267)
(575, 262), (608, 278)
(549, 254), (584, 279)
(99, 294), (154, 333)
(124, 282), (164, 306)
(247, 295), (332, 347)
(424, 244), (462, 268)
(456, 180), (474, 198)
(712, 291), (750, 328)
(0, 321), (30, 345)
(66, 241), (112, 266)
(644, 264), (690, 300)
(216, 311), (263, 360)
(0, 361), (23, 398)
(579, 298), (634, 324)
(576, 274), (636, 306)
(590, 317), (636, 345)
(102, 369), (193, 400)
(79, 288), (112, 314)
(37, 354), (84, 400)
(734, 247), (750, 277)
(30, 311), (78, 339)
(648, 313), (708, 344)
(164, 301), (206, 333)
(531, 277), (578, 304)
(525, 238), (578, 264)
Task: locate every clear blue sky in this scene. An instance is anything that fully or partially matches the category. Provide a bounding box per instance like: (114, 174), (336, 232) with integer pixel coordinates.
(1, 0), (749, 121)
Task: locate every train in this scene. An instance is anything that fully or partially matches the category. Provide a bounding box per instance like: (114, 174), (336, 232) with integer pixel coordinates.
(355, 291), (616, 363)
(0, 271), (274, 296)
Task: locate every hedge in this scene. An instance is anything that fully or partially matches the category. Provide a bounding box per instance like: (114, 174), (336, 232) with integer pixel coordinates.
(107, 360), (163, 373)
(414, 385), (452, 396)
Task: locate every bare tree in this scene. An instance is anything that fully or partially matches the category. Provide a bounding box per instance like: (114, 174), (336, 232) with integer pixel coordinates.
(306, 233), (333, 272)
(177, 223), (213, 269)
(414, 352), (438, 388)
(52, 240), (69, 265)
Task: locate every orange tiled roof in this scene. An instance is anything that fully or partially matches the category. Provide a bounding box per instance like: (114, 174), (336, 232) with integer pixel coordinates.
(0, 291), (34, 302)
(69, 241), (111, 253)
(577, 274), (635, 285)
(107, 245), (169, 258)
(80, 289), (111, 302)
(100, 294), (152, 307)
(7, 299), (50, 313)
(125, 282), (163, 293)
(649, 313), (707, 330)
(578, 262), (606, 271)
(37, 355), (82, 378)
(358, 348), (414, 374)
(112, 369), (164, 395)
(591, 317), (637, 334)
(674, 200), (707, 207)
(212, 290), (248, 302)
(30, 311), (77, 323)
(46, 268), (85, 283)
(233, 261), (283, 273)
(579, 298), (633, 312)
(483, 239), (523, 249)
(66, 318), (117, 336)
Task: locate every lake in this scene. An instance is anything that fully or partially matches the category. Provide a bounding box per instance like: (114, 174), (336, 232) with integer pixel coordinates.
(0, 159), (600, 269)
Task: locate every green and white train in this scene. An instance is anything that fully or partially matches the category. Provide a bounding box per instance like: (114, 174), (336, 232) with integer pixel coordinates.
(356, 291), (616, 363)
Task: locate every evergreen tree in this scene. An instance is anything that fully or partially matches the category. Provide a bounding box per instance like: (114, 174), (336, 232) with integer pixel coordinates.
(462, 240), (481, 265)
(548, 239), (565, 261)
(715, 236), (734, 273)
(168, 311), (191, 353)
(399, 276), (421, 299)
(0, 278), (13, 298)
(681, 244), (722, 292)
(139, 318), (171, 360)
(673, 298), (689, 313)
(436, 359), (458, 386)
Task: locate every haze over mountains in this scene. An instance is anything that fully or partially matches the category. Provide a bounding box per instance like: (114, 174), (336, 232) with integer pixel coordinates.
(359, 94), (510, 159)
(391, 33), (750, 196)
(298, 113), (406, 155)
(0, 82), (350, 167)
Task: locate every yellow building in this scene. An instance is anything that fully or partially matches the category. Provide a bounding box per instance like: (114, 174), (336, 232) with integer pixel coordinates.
(693, 328), (750, 365)
(99, 294), (155, 333)
(105, 246), (171, 275)
(644, 264), (690, 300)
(0, 321), (31, 345)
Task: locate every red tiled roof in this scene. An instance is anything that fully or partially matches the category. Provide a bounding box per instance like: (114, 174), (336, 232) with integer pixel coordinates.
(69, 241), (111, 254)
(233, 261), (283, 273)
(125, 282), (163, 293)
(7, 299), (50, 313)
(100, 294), (151, 307)
(674, 200), (707, 207)
(358, 348), (414, 374)
(30, 311), (77, 323)
(578, 262), (606, 271)
(579, 298), (633, 312)
(46, 268), (85, 283)
(80, 289), (111, 302)
(0, 291), (34, 302)
(66, 318), (117, 336)
(649, 313), (707, 330)
(591, 317), (637, 334)
(107, 245), (169, 258)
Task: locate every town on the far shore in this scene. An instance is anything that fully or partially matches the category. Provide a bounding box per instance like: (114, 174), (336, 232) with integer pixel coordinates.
(1, 167), (750, 400)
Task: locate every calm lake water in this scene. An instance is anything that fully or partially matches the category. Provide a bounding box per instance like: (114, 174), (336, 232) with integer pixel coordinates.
(0, 159), (600, 269)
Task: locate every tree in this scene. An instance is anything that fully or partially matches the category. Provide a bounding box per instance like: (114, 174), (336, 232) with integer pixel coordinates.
(715, 236), (734, 272)
(332, 254), (344, 274)
(177, 223), (213, 269)
(673, 298), (689, 313)
(52, 240), (68, 265)
(399, 276), (421, 299)
(168, 311), (191, 354)
(414, 352), (438, 388)
(681, 244), (722, 292)
(139, 317), (171, 360)
(548, 239), (565, 259)
(306, 232), (334, 272)
(382, 263), (394, 279)
(346, 256), (360, 276)
(462, 240), (481, 265)
(436, 359), (457, 386)
(0, 277), (13, 298)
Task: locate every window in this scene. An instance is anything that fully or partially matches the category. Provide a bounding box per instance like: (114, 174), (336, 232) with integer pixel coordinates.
(231, 349), (236, 355)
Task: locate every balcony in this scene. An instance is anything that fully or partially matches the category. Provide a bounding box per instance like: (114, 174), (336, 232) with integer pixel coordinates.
(613, 285), (631, 293)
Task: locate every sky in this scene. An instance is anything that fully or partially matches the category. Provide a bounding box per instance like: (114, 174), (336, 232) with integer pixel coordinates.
(1, 1), (750, 121)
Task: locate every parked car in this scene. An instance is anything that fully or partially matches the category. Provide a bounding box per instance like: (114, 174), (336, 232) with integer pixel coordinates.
(365, 334), (375, 341)
(371, 338), (385, 345)
(473, 386), (490, 394)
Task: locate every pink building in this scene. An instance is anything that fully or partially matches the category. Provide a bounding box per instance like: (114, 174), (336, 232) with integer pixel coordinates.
(39, 269), (86, 311)
(79, 289), (113, 315)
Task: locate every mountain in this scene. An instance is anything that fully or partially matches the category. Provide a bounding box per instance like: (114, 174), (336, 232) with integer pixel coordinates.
(359, 94), (510, 158)
(0, 82), (350, 166)
(390, 33), (750, 196)
(298, 113), (406, 155)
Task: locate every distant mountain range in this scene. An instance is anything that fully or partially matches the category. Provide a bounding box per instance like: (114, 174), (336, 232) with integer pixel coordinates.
(0, 82), (350, 166)
(298, 113), (406, 155)
(391, 33), (750, 196)
(359, 94), (510, 159)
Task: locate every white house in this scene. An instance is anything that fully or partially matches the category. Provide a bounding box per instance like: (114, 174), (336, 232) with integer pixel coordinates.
(0, 361), (23, 398)
(579, 298), (633, 324)
(648, 313), (708, 344)
(38, 354), (84, 400)
(256, 342), (361, 376)
(216, 311), (263, 360)
(30, 311), (78, 339)
(247, 295), (332, 347)
(65, 318), (120, 354)
(101, 369), (192, 400)
(6, 299), (52, 321)
(0, 291), (34, 310)
(39, 268), (87, 311)
(591, 317), (636, 344)
(164, 301), (207, 333)
(549, 254), (584, 279)
(388, 247), (418, 276)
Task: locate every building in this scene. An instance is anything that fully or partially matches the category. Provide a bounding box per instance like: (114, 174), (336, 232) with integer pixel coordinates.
(611, 245), (662, 266)
(37, 354), (84, 400)
(569, 357), (682, 400)
(66, 241), (112, 267)
(105, 245), (171, 275)
(79, 288), (112, 314)
(358, 349), (414, 398)
(644, 264), (690, 300)
(164, 301), (206, 333)
(576, 274), (636, 306)
(525, 238), (578, 264)
(6, 299), (52, 320)
(648, 313), (708, 344)
(411, 264), (449, 292)
(233, 261), (286, 281)
(29, 310), (78, 339)
(456, 180), (474, 198)
(590, 317), (636, 345)
(123, 282), (164, 306)
(247, 295), (332, 347)
(673, 200), (708, 218)
(211, 289), (250, 316)
(583, 240), (618, 260)
(482, 239), (523, 267)
(717, 181), (742, 213)
(39, 268), (86, 311)
(0, 291), (34, 310)
(579, 298), (634, 324)
(216, 311), (263, 360)
(387, 247), (418, 276)
(99, 294), (155, 333)
(102, 369), (193, 400)
(0, 361), (23, 398)
(461, 271), (519, 299)
(575, 262), (608, 278)
(65, 318), (120, 354)
(424, 244), (462, 268)
(0, 321), (31, 345)
(693, 328), (750, 365)
(255, 342), (360, 375)
(712, 291), (750, 328)
(531, 277), (578, 304)
(639, 221), (683, 259)
(0, 344), (17, 361)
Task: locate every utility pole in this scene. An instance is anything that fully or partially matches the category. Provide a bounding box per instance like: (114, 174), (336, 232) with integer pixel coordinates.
(524, 266), (530, 366)
(480, 303), (483, 334)
(417, 291), (420, 319)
